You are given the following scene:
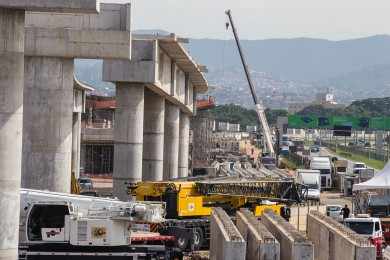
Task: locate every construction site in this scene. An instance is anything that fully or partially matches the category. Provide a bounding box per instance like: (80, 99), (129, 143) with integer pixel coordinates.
(2, 1), (390, 260)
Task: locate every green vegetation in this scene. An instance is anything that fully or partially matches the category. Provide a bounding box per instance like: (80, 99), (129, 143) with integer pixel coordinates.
(331, 146), (385, 170)
(209, 104), (288, 130)
(279, 157), (298, 170)
(298, 97), (390, 117)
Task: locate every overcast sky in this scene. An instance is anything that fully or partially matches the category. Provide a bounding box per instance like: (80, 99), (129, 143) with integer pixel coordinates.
(103, 0), (390, 40)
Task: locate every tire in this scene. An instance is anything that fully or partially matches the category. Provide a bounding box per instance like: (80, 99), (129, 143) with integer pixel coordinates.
(176, 235), (189, 251)
(192, 227), (204, 250)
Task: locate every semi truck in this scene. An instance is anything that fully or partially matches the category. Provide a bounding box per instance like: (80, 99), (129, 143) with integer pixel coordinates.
(19, 189), (182, 260)
(310, 156), (332, 189)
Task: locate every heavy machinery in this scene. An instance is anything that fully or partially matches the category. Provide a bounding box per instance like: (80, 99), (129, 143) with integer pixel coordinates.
(225, 9), (275, 157)
(19, 189), (182, 260)
(133, 178), (305, 251)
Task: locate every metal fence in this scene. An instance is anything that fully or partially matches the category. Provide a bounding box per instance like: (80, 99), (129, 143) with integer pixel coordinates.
(323, 141), (389, 162)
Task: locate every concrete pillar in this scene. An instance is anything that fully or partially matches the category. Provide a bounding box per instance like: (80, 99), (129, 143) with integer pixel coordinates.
(22, 57), (74, 193)
(113, 83), (144, 200)
(142, 90), (165, 181)
(178, 112), (190, 178)
(72, 112), (82, 178)
(0, 8), (24, 260)
(163, 102), (180, 180)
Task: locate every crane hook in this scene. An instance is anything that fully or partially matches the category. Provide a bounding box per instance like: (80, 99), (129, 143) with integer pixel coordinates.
(225, 22), (230, 31)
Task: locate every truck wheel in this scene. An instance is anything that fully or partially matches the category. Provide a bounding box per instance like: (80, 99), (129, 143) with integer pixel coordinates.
(177, 235), (189, 251)
(192, 228), (204, 250)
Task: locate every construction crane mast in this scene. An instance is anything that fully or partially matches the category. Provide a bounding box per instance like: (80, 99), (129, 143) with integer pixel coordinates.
(225, 9), (275, 157)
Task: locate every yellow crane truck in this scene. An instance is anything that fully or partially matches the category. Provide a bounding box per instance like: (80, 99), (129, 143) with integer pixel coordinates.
(132, 179), (305, 251)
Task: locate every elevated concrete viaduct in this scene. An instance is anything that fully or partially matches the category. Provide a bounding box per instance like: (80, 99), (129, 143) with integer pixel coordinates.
(0, 2), (99, 259)
(72, 77), (94, 179)
(103, 34), (208, 200)
(21, 3), (131, 193)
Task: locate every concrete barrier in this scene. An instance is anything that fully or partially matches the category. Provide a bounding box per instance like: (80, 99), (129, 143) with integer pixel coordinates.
(383, 247), (390, 260)
(210, 208), (246, 260)
(307, 211), (376, 260)
(236, 209), (280, 260)
(262, 210), (313, 260)
(289, 204), (326, 231)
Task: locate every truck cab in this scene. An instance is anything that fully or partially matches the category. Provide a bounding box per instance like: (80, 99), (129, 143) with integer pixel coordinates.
(344, 216), (384, 257)
(352, 162), (367, 174)
(310, 156), (332, 189)
(296, 169), (321, 201)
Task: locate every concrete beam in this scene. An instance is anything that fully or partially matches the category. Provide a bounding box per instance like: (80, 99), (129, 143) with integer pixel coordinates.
(0, 0), (100, 13)
(25, 28), (131, 59)
(25, 3), (131, 59)
(262, 210), (313, 260)
(307, 211), (376, 260)
(26, 4), (130, 31)
(236, 209), (280, 260)
(210, 208), (246, 260)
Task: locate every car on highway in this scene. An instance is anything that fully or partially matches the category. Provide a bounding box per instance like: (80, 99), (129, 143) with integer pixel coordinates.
(352, 162), (367, 174)
(326, 205), (343, 221)
(310, 146), (320, 153)
(78, 177), (94, 190)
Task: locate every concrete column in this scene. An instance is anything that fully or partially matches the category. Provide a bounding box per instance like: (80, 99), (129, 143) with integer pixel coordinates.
(178, 112), (190, 178)
(22, 57), (74, 193)
(113, 83), (144, 200)
(0, 9), (24, 260)
(163, 102), (180, 180)
(143, 90), (165, 181)
(72, 112), (82, 178)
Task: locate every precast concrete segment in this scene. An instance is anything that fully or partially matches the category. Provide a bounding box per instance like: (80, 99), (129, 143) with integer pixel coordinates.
(113, 83), (144, 201)
(142, 90), (165, 181)
(210, 208), (246, 260)
(71, 112), (82, 178)
(236, 209), (280, 260)
(26, 3), (130, 31)
(0, 8), (24, 260)
(24, 3), (131, 60)
(307, 211), (376, 260)
(163, 102), (180, 180)
(178, 112), (190, 178)
(262, 210), (313, 260)
(22, 57), (74, 193)
(0, 0), (100, 13)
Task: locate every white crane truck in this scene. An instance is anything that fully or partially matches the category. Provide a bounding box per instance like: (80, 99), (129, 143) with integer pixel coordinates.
(18, 189), (182, 260)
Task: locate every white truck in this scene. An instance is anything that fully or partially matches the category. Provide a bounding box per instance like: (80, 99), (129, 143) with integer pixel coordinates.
(297, 169), (321, 201)
(351, 162), (367, 174)
(310, 156), (332, 189)
(19, 189), (181, 260)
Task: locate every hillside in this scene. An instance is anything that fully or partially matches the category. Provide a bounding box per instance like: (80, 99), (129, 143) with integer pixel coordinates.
(209, 104), (288, 129)
(75, 35), (390, 104)
(298, 97), (390, 117)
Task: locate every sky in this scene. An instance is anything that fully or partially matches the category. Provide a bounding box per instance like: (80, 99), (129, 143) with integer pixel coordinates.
(102, 0), (390, 40)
